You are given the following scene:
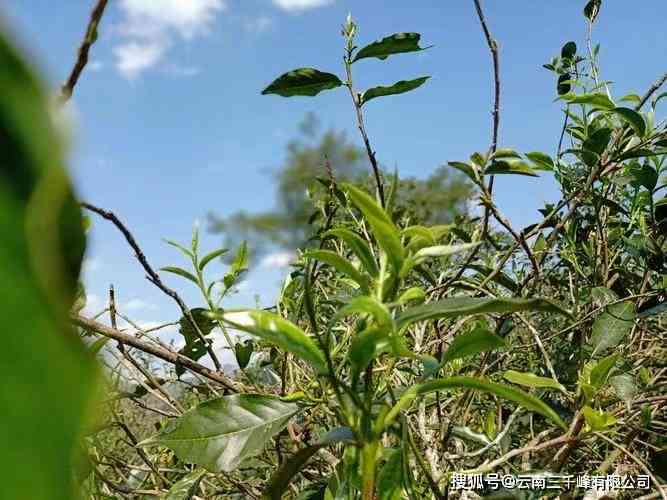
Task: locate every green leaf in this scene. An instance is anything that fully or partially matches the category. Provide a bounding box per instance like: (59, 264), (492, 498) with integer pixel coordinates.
(447, 161), (479, 183)
(401, 242), (480, 277)
(582, 406), (616, 431)
(396, 287), (426, 305)
(589, 354), (619, 388)
(326, 228), (378, 277)
(1, 32), (98, 500)
(165, 239), (195, 259)
(343, 184), (404, 274)
(349, 327), (405, 378)
(590, 301), (635, 356)
(610, 374), (637, 403)
(440, 325), (506, 367)
(485, 160), (539, 177)
(563, 92), (615, 110)
(397, 376), (566, 429)
(336, 296), (393, 328)
(376, 449), (404, 500)
(397, 297), (571, 330)
(304, 250), (368, 290)
(231, 241), (249, 274)
(263, 428), (354, 500)
(360, 76), (430, 106)
(609, 107), (646, 137)
(584, 0), (602, 22)
(161, 266), (199, 285)
(234, 339), (254, 369)
(164, 469), (206, 500)
(176, 338), (209, 377)
(140, 395), (300, 472)
(583, 127), (612, 155)
(221, 310), (327, 374)
(561, 41), (577, 60)
(557, 73), (572, 96)
(262, 68), (343, 97)
(525, 151), (554, 170)
(590, 286), (618, 307)
(198, 248), (228, 271)
(503, 371), (567, 393)
(352, 32), (431, 63)
(178, 308), (216, 344)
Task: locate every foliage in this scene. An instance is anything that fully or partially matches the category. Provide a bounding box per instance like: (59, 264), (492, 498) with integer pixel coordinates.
(3, 2), (667, 499)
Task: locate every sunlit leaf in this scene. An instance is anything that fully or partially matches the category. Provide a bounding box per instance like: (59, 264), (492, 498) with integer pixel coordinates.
(503, 370), (567, 393)
(353, 32), (431, 62)
(326, 228), (378, 277)
(343, 184), (404, 274)
(221, 310), (327, 373)
(304, 249), (368, 291)
(140, 395), (300, 472)
(360, 76), (430, 106)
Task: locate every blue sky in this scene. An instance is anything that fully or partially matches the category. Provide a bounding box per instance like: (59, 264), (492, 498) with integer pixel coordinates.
(2, 1), (665, 358)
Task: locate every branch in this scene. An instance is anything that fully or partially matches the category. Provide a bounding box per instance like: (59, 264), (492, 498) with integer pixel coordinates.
(72, 313), (239, 391)
(635, 72), (667, 111)
(59, 0), (109, 103)
(81, 202), (223, 371)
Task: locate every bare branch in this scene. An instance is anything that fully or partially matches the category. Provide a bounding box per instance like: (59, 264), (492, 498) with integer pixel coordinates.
(59, 0), (109, 103)
(72, 313), (239, 391)
(81, 202), (223, 371)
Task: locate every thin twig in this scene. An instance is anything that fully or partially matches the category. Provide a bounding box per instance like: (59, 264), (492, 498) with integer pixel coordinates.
(81, 202), (223, 371)
(72, 313), (238, 390)
(59, 0), (109, 103)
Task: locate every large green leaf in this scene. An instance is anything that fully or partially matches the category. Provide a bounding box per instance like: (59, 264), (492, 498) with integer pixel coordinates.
(304, 249), (368, 291)
(140, 395), (300, 472)
(326, 228), (378, 277)
(0, 31), (97, 500)
(440, 325), (506, 367)
(563, 92), (615, 110)
(221, 310), (327, 373)
(609, 107), (646, 137)
(261, 68), (343, 97)
(343, 184), (404, 274)
(360, 76), (430, 106)
(389, 377), (566, 429)
(590, 301), (635, 356)
(397, 297), (571, 330)
(503, 370), (567, 394)
(352, 32), (431, 62)
(164, 469), (206, 500)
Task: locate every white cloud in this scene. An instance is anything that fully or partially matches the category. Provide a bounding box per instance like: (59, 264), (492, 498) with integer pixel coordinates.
(114, 40), (165, 79)
(122, 298), (158, 311)
(244, 16), (273, 34)
(272, 0), (334, 12)
(260, 251), (294, 269)
(114, 0), (225, 78)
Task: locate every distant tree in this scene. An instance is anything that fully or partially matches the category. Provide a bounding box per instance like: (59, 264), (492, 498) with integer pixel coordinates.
(207, 112), (473, 254)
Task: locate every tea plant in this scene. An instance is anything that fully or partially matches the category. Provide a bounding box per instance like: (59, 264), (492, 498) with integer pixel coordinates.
(3, 0), (666, 499)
